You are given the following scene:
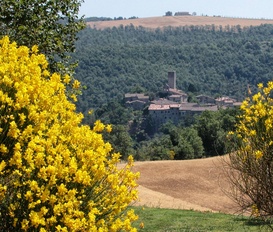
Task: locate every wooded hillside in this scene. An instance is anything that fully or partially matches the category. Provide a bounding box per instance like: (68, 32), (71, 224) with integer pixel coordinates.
(70, 23), (273, 160)
(73, 23), (273, 113)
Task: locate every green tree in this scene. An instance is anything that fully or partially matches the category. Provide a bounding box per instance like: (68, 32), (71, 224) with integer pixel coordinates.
(195, 111), (225, 156)
(170, 127), (203, 159)
(103, 125), (135, 159)
(95, 100), (134, 125)
(137, 135), (173, 161)
(160, 123), (204, 159)
(0, 0), (85, 74)
(130, 85), (146, 93)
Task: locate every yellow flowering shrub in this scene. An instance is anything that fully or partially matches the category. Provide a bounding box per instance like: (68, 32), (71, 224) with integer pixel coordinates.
(235, 82), (273, 159)
(0, 36), (139, 231)
(228, 81), (273, 218)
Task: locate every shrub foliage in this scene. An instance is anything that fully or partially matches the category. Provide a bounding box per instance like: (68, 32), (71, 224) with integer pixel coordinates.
(0, 36), (139, 231)
(228, 81), (273, 219)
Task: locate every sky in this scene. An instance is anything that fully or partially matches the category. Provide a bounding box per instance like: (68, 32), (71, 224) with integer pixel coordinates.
(79, 0), (273, 19)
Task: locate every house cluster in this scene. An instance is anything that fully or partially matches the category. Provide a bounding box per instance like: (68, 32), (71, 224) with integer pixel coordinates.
(174, 12), (191, 16)
(124, 71), (241, 127)
(124, 93), (149, 110)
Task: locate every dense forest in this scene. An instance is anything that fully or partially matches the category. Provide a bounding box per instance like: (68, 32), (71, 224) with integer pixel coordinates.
(72, 23), (273, 160)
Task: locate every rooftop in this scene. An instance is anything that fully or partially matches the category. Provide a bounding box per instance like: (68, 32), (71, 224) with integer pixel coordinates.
(149, 102), (220, 111)
(149, 103), (181, 110)
(151, 99), (178, 105)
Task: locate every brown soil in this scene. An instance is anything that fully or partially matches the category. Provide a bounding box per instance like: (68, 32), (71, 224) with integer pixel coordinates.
(87, 16), (273, 30)
(131, 156), (242, 214)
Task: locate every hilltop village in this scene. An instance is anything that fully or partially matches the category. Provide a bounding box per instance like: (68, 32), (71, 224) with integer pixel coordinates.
(125, 71), (241, 128)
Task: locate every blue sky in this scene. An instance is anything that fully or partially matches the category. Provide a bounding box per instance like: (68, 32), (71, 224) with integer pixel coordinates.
(79, 0), (273, 19)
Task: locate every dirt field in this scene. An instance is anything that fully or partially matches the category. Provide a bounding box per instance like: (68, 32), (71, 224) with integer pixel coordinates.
(87, 16), (273, 30)
(131, 156), (242, 215)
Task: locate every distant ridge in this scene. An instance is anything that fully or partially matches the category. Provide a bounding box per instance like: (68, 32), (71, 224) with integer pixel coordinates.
(86, 16), (273, 30)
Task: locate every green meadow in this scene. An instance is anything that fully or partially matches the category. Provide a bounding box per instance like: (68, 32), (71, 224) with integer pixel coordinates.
(131, 207), (272, 232)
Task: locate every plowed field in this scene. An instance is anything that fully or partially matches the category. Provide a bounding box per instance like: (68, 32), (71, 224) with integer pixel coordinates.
(131, 156), (242, 214)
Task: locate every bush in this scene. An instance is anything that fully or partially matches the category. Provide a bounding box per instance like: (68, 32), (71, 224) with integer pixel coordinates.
(228, 81), (273, 220)
(0, 36), (139, 231)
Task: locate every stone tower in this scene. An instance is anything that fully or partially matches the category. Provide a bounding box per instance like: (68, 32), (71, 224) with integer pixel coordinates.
(168, 71), (176, 89)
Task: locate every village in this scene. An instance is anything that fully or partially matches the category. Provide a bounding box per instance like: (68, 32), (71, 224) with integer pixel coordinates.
(124, 71), (242, 127)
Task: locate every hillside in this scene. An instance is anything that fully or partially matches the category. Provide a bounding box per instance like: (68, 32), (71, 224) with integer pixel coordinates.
(131, 156), (241, 214)
(86, 16), (273, 30)
(74, 23), (273, 113)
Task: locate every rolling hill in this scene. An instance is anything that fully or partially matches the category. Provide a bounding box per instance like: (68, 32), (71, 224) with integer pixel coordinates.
(86, 15), (273, 30)
(131, 156), (241, 215)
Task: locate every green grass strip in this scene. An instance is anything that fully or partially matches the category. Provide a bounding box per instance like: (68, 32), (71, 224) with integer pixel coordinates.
(130, 206), (272, 231)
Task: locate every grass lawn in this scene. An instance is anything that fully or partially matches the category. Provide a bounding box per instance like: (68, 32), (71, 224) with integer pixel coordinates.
(131, 206), (272, 231)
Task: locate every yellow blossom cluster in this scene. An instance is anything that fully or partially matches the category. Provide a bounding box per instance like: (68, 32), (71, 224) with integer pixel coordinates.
(0, 36), (139, 231)
(235, 81), (273, 160)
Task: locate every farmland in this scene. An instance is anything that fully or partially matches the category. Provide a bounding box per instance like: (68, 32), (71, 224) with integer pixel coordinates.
(87, 15), (273, 29)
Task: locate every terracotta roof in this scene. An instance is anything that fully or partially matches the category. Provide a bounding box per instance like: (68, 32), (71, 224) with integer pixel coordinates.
(215, 96), (236, 102)
(149, 102), (219, 112)
(179, 103), (217, 111)
(149, 104), (171, 110)
(149, 103), (180, 110)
